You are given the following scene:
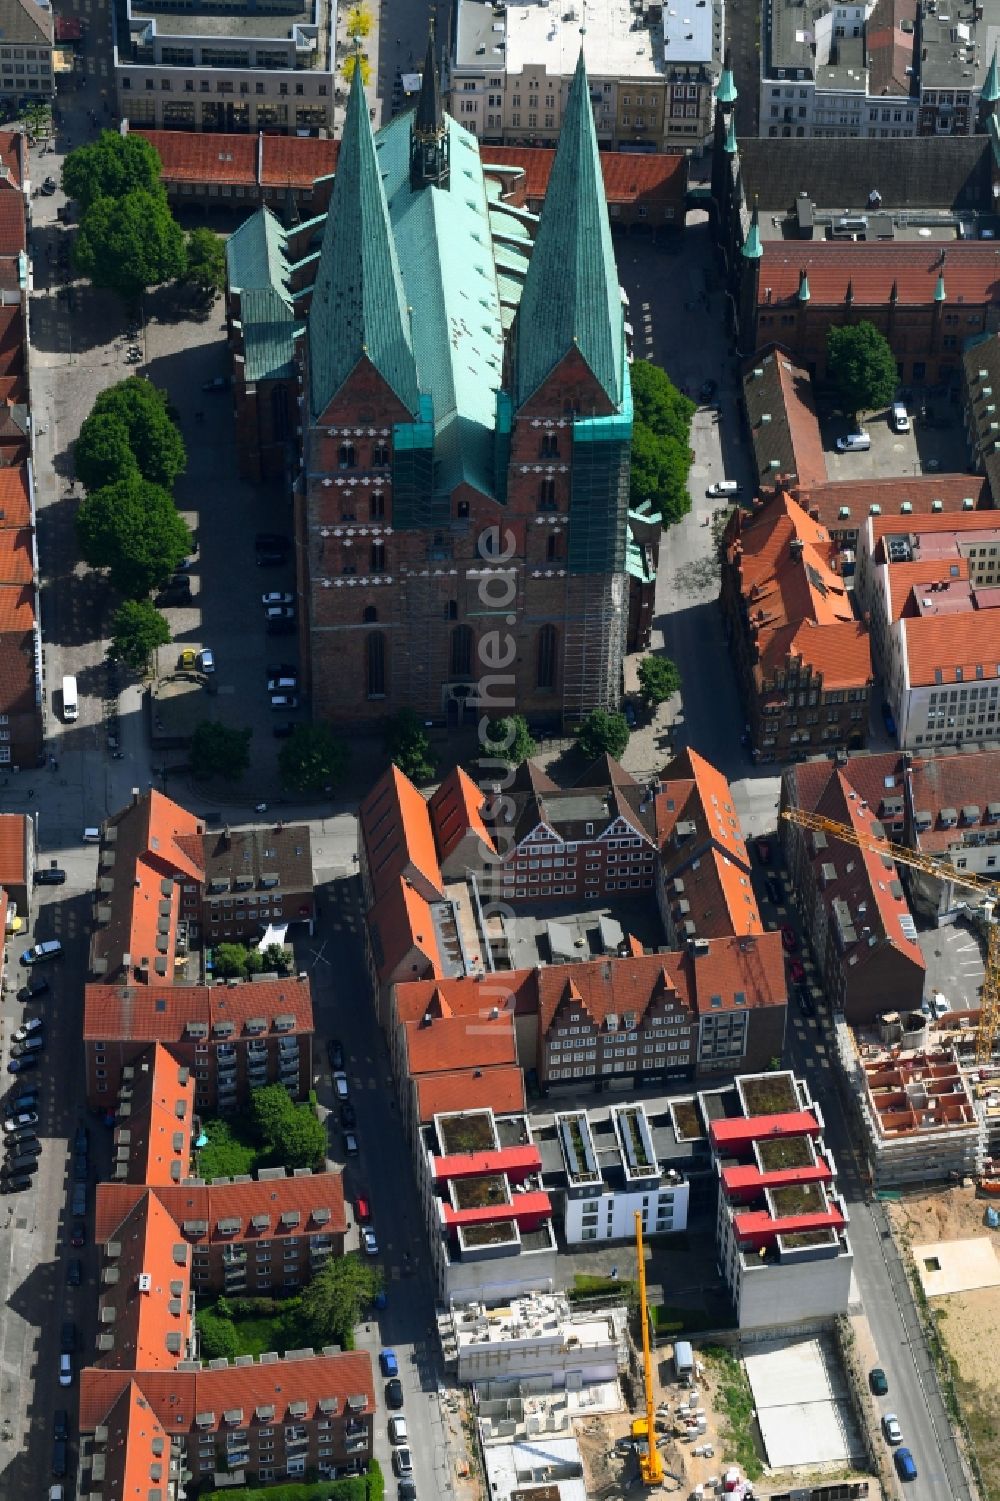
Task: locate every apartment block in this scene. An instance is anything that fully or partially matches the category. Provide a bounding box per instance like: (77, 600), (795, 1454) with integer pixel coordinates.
(418, 1106), (557, 1306)
(113, 0), (332, 135)
(535, 1103), (690, 1243)
(0, 0), (54, 103)
(707, 1071), (852, 1330)
(0, 810), (34, 920)
(83, 979), (314, 1114)
(450, 0), (721, 152)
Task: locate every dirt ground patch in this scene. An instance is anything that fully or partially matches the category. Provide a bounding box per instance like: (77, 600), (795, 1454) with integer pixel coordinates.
(890, 1186), (1000, 1501)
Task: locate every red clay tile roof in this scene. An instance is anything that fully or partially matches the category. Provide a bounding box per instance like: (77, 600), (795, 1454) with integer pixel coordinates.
(94, 1190), (192, 1371)
(655, 748), (762, 938)
(783, 750), (909, 823)
(429, 765), (497, 862)
(789, 474), (991, 532)
(727, 492), (873, 689)
(403, 1010), (517, 1077)
(482, 144), (686, 212)
(84, 977), (314, 1042)
(117, 1041), (195, 1186)
(0, 525), (33, 585)
(359, 764), (443, 903)
(0, 304), (24, 377)
(367, 878), (442, 984)
(901, 611), (1000, 686)
(81, 1351), (375, 1435)
(0, 626), (36, 713)
(414, 1065), (526, 1123)
(887, 557), (971, 620)
(743, 346), (828, 491)
(907, 747), (1000, 851)
(136, 129), (258, 186)
(96, 1171), (347, 1248)
(867, 0), (918, 96)
(261, 133), (338, 187)
(758, 243), (1000, 307)
(0, 812), (26, 885)
(0, 189), (24, 256)
(99, 1381), (170, 1501)
(394, 970), (537, 1025)
(0, 462), (31, 527)
(0, 132), (25, 190)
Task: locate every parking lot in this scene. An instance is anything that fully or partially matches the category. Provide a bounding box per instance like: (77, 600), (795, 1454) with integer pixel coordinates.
(821, 396), (969, 483)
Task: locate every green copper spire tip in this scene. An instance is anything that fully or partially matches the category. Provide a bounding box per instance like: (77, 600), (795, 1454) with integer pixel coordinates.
(742, 199), (763, 261)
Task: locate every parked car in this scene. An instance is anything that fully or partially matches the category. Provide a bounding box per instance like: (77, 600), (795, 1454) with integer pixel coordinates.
(70, 1221), (85, 1248)
(894, 1447), (917, 1481)
(6, 1137), (40, 1157)
(836, 431), (871, 452)
(262, 593), (295, 607)
(355, 1195), (371, 1224)
(380, 1349), (399, 1377)
(6, 1091), (38, 1113)
(361, 1226), (379, 1256)
(755, 838), (772, 864)
(389, 1416), (409, 1446)
(780, 925), (798, 952)
(20, 940), (62, 966)
(67, 1258), (82, 1287)
(256, 550), (287, 568)
(34, 867), (66, 886)
(73, 1156), (88, 1182)
(869, 1367), (888, 1395)
(890, 402), (911, 433)
(53, 1410), (69, 1442)
(795, 984), (814, 1017)
(271, 693), (299, 710)
(58, 1353), (72, 1387)
(198, 649), (215, 674)
(265, 605), (296, 621)
(385, 1377), (404, 1410)
(333, 1071), (349, 1100)
(787, 959), (806, 985)
(881, 701), (897, 737)
(882, 1413), (902, 1444)
(11, 1036), (45, 1058)
(764, 875), (783, 906)
(268, 676), (298, 692)
(0, 1174), (31, 1193)
(932, 991), (951, 1018)
(74, 1125), (89, 1155)
(13, 1018), (44, 1044)
(392, 1448), (413, 1477)
(7, 1056), (38, 1074)
(51, 1439), (67, 1478)
(60, 1321), (77, 1353)
(40, 176), (57, 196)
(327, 1038), (344, 1070)
(397, 1482), (416, 1501)
(345, 1132), (359, 1156)
(3, 1111), (38, 1133)
(698, 378), (718, 403)
(340, 1101), (357, 1129)
(706, 480), (739, 498)
(178, 648), (197, 669)
(16, 979), (48, 1002)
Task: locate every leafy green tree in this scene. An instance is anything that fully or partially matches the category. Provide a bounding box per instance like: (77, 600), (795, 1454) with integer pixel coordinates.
(214, 942), (253, 979)
(385, 707), (434, 782)
(184, 227), (226, 297)
(84, 377), (186, 490)
(826, 321), (898, 418)
(250, 1084), (296, 1144)
(485, 715), (536, 766)
(109, 599), (170, 672)
(196, 1306), (239, 1361)
(190, 721), (253, 784)
(260, 942), (292, 975)
(62, 130), (163, 213)
(74, 412), (139, 493)
(295, 1253), (381, 1350)
(74, 187), (187, 303)
(637, 654), (681, 709)
(629, 361), (696, 525)
(576, 708), (630, 762)
(243, 946), (264, 976)
(75, 474), (191, 597)
(23, 102), (52, 141)
(278, 723), (350, 795)
(267, 1107), (327, 1171)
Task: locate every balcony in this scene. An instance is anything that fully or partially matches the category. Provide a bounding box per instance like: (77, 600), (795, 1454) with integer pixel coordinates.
(222, 1247), (247, 1267)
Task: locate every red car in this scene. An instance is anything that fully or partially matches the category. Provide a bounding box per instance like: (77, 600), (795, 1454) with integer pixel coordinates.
(788, 958), (806, 984)
(780, 924), (799, 952)
(756, 839), (772, 864)
(355, 1195), (371, 1224)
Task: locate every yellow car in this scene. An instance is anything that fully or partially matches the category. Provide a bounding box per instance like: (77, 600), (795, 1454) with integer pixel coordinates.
(178, 649), (197, 669)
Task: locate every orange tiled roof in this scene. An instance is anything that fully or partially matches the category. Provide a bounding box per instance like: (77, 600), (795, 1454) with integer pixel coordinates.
(94, 1190), (192, 1372)
(367, 877), (443, 984)
(95, 1171), (347, 1248)
(83, 977), (314, 1041)
(359, 764), (443, 903)
(414, 1065), (526, 1123)
(901, 611), (1000, 685)
(261, 133), (338, 187)
(403, 1010), (517, 1077)
(908, 747), (1000, 851)
(0, 132), (25, 190)
(117, 1042), (195, 1186)
(0, 625), (36, 714)
(101, 1382), (170, 1501)
(867, 0), (917, 95)
(482, 143), (686, 210)
(0, 462), (30, 527)
(758, 242), (1000, 307)
(655, 748), (762, 938)
(394, 970), (537, 1025)
(0, 186), (24, 255)
(0, 525), (33, 584)
(80, 1352), (375, 1435)
(887, 557), (971, 620)
(429, 765), (496, 862)
(0, 303), (24, 376)
(0, 812), (26, 884)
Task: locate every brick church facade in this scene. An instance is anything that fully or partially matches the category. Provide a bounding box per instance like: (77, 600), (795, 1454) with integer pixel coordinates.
(227, 43), (649, 729)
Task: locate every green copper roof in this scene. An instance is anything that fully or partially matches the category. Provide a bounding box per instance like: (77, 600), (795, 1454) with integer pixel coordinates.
(716, 53), (738, 106)
(935, 270), (947, 302)
(515, 51), (624, 409)
(307, 64), (420, 422)
(798, 271), (810, 302)
(378, 111), (508, 496)
(742, 202), (763, 261)
(724, 116), (737, 154)
(240, 287), (299, 383)
(984, 48), (1000, 103)
(226, 206), (291, 303)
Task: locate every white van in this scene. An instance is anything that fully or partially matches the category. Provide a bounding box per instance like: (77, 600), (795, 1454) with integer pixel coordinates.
(836, 431), (872, 452)
(61, 675), (79, 722)
(82, 827), (101, 844)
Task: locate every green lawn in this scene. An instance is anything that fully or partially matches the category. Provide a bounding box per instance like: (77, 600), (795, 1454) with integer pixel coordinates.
(195, 1115), (262, 1180)
(224, 1460), (382, 1501)
(197, 1296), (302, 1360)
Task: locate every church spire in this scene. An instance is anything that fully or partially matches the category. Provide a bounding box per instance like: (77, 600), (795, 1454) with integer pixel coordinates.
(307, 59), (419, 422)
(515, 49), (623, 409)
(411, 29), (449, 188)
(983, 48), (1000, 105)
(717, 46), (738, 107)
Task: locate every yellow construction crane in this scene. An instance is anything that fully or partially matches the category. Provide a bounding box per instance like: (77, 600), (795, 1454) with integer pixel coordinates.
(632, 1209), (664, 1486)
(781, 806), (1000, 1062)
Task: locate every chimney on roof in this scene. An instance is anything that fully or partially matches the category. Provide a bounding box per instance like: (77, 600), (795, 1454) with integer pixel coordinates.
(222, 826), (231, 847)
(789, 538), (804, 561)
(422, 1010), (432, 1027)
(132, 787), (141, 805)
